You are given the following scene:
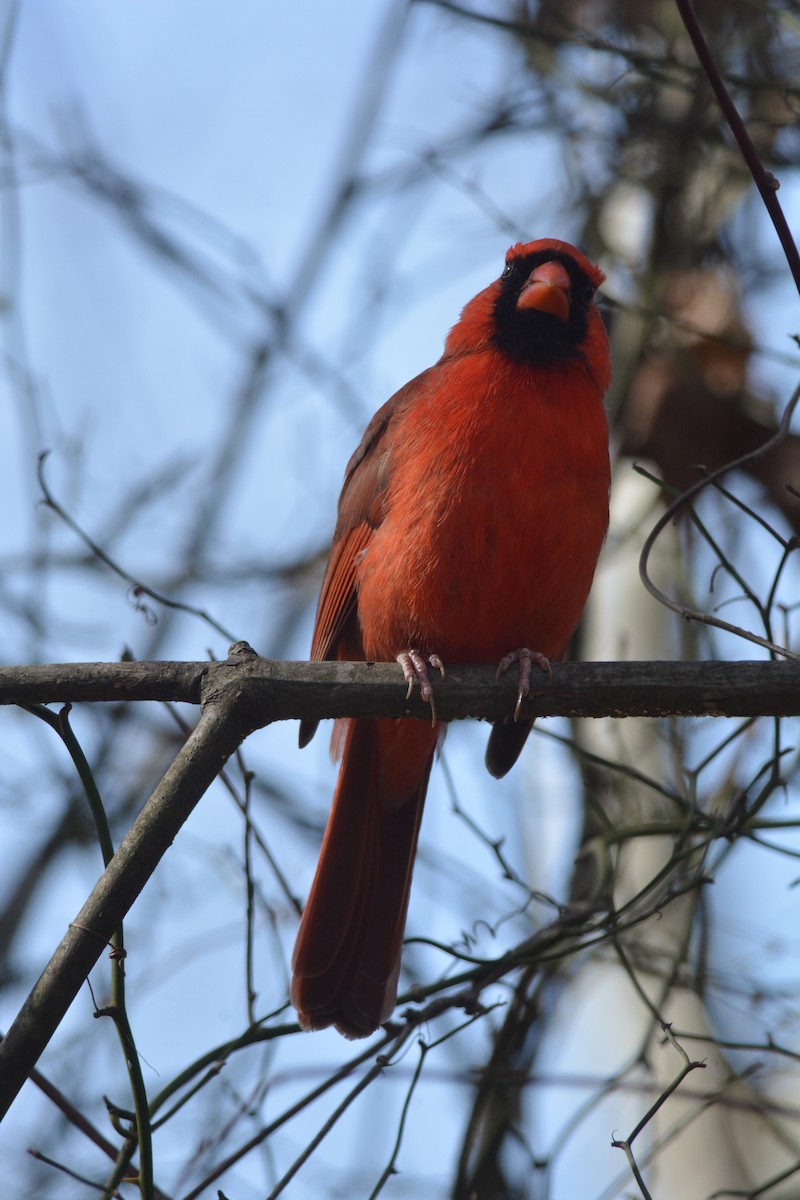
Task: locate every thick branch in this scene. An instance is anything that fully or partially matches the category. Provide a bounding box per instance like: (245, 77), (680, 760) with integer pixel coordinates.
(0, 655), (799, 719)
(0, 649), (797, 1119)
(0, 678), (261, 1122)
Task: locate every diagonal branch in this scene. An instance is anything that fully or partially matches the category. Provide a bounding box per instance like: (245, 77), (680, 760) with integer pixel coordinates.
(0, 666), (262, 1123)
(674, 0), (800, 295)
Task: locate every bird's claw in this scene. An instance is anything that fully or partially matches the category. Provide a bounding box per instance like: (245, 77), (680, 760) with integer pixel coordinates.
(397, 649), (446, 725)
(496, 647), (552, 720)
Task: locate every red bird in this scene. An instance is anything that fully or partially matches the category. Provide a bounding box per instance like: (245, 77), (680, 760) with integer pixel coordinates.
(292, 239), (611, 1037)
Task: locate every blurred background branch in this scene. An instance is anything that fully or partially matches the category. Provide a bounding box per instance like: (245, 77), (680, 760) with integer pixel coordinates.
(0, 1), (799, 1198)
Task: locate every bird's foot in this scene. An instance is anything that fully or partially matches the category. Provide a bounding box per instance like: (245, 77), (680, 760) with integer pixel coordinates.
(397, 649), (446, 725)
(496, 648), (552, 721)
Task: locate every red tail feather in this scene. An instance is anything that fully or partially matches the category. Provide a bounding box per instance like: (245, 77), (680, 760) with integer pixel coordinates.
(291, 718), (438, 1038)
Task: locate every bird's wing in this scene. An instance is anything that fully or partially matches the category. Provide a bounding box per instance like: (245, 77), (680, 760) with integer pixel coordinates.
(309, 370), (432, 663)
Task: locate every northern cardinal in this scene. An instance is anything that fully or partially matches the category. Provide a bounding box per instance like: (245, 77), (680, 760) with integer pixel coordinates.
(292, 239), (611, 1037)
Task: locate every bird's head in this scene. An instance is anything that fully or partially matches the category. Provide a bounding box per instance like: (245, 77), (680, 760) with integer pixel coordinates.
(491, 239), (607, 367)
(445, 239), (609, 383)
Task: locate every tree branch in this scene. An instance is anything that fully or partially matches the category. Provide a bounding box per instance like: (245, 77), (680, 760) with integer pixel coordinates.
(674, 0), (800, 296)
(1, 646), (798, 1120)
(1, 651), (799, 720)
(0, 659), (263, 1123)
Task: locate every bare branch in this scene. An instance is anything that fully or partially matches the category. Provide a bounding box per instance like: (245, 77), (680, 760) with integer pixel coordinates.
(1, 654), (800, 720)
(675, 0), (800, 294)
(0, 669), (261, 1122)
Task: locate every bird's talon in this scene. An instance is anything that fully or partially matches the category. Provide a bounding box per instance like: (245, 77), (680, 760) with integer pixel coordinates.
(396, 649), (444, 724)
(495, 653), (514, 684)
(497, 647), (552, 721)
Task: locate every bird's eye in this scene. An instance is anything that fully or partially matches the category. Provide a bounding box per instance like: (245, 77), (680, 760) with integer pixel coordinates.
(583, 284), (597, 303)
(501, 262), (514, 279)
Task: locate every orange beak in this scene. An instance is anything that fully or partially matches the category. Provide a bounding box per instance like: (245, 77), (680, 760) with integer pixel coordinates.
(516, 260), (571, 321)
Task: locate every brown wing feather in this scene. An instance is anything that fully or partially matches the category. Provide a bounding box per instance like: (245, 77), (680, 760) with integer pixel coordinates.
(299, 370), (433, 748)
(308, 524), (371, 663)
(308, 369), (435, 664)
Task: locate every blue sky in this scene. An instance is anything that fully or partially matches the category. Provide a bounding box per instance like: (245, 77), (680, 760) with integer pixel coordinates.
(1, 3), (799, 1198)
(0, 6), (573, 1196)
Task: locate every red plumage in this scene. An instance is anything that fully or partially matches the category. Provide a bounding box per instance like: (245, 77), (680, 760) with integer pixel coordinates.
(292, 239), (611, 1037)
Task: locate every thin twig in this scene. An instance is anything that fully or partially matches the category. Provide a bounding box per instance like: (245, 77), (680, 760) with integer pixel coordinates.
(674, 0), (800, 295)
(638, 383), (800, 656)
(37, 452), (237, 642)
(611, 1024), (706, 1199)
